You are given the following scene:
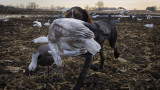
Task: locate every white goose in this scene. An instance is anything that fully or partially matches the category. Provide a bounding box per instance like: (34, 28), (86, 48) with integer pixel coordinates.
(112, 18), (121, 23)
(146, 15), (152, 20)
(137, 17), (142, 21)
(44, 19), (50, 26)
(3, 18), (9, 22)
(118, 7), (130, 15)
(33, 19), (42, 32)
(33, 21), (42, 28)
(120, 9), (130, 15)
(28, 44), (54, 75)
(92, 15), (99, 19)
(144, 24), (154, 28)
(48, 18), (101, 67)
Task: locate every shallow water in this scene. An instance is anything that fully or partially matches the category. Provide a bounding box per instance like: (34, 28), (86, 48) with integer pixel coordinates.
(0, 14), (50, 20)
(1, 14), (160, 20)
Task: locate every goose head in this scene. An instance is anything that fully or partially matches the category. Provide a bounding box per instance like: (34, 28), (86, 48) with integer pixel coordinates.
(28, 52), (40, 75)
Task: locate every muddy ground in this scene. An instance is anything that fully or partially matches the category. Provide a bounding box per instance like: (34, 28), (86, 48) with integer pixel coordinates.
(0, 16), (160, 90)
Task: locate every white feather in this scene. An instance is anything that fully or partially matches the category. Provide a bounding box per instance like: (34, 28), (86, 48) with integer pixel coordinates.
(83, 38), (101, 55)
(32, 36), (48, 43)
(48, 42), (62, 67)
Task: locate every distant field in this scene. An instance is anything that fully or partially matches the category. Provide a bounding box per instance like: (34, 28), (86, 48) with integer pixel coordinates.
(0, 9), (160, 15)
(0, 9), (60, 15)
(89, 10), (160, 15)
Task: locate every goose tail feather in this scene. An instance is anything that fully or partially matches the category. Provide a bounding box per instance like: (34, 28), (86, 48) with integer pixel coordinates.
(84, 39), (101, 55)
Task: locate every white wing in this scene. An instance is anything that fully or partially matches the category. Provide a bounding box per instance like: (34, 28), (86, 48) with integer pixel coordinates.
(50, 18), (95, 41)
(48, 42), (62, 67)
(32, 36), (48, 43)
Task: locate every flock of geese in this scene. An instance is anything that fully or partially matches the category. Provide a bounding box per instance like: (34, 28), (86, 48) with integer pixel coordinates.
(33, 19), (51, 29)
(29, 19), (51, 74)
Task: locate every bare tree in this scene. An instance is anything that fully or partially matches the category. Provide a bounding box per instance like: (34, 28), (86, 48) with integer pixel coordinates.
(89, 6), (97, 10)
(20, 3), (24, 9)
(134, 8), (137, 10)
(146, 6), (157, 11)
(42, 6), (49, 10)
(26, 2), (38, 10)
(16, 5), (20, 9)
(85, 4), (89, 10)
(96, 1), (104, 11)
(55, 6), (65, 11)
(158, 6), (160, 10)
(50, 5), (55, 10)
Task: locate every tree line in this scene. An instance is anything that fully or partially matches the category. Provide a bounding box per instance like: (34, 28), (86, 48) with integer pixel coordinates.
(0, 2), (65, 11)
(0, 1), (117, 11)
(146, 6), (157, 11)
(0, 1), (159, 11)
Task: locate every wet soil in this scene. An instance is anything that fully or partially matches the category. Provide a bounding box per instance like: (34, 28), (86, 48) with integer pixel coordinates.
(0, 16), (160, 90)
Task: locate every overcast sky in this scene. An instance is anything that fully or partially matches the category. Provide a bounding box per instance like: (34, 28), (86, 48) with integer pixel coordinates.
(1, 0), (160, 10)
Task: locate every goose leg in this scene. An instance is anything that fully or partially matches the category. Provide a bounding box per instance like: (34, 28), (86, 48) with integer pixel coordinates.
(73, 53), (92, 90)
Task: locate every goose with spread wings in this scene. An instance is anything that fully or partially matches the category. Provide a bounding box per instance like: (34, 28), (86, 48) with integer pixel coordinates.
(48, 18), (101, 67)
